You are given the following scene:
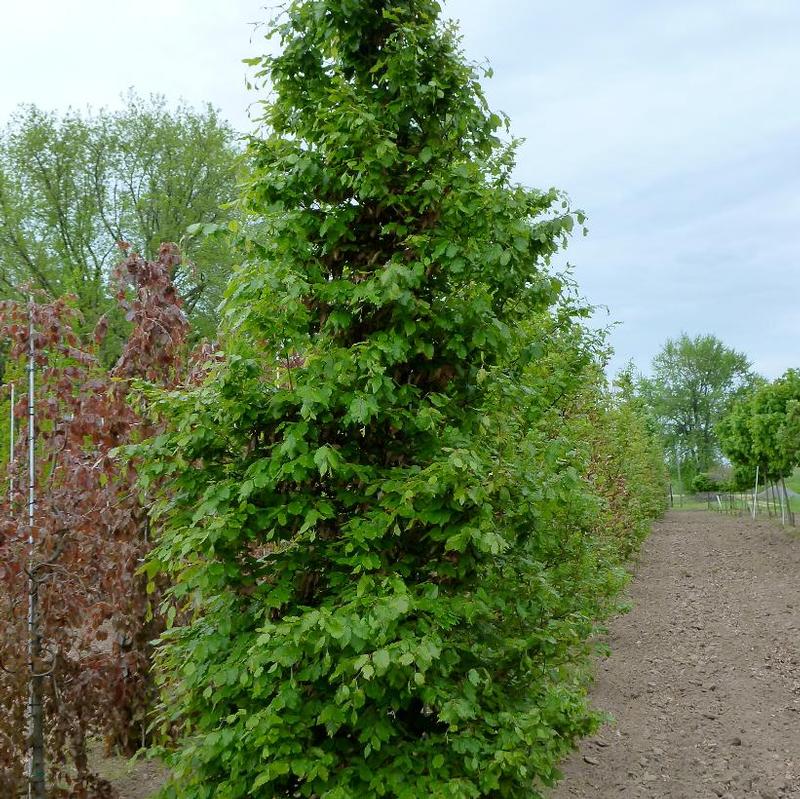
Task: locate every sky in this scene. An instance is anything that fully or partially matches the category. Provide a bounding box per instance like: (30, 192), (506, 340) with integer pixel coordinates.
(1, 0), (797, 377)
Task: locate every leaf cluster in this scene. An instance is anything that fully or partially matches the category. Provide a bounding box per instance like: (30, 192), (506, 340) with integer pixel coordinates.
(718, 368), (800, 481)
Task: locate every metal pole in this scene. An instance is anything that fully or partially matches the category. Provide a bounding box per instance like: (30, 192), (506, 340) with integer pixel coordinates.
(27, 297), (46, 799)
(9, 382), (14, 507)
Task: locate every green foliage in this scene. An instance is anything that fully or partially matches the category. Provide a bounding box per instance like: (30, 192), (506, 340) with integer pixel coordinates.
(721, 464), (755, 492)
(130, 3), (665, 797)
(578, 366), (668, 555)
(639, 334), (754, 475)
(0, 93), (241, 355)
(718, 368), (800, 481)
(691, 473), (720, 494)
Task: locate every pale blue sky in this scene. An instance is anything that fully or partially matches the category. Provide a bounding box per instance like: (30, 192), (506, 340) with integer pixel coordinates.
(1, 1), (797, 377)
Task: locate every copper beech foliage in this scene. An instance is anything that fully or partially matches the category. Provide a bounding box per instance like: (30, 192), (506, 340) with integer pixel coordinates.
(0, 244), (189, 797)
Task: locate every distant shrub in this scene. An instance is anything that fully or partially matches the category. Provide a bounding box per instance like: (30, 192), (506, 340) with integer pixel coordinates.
(692, 473), (720, 493)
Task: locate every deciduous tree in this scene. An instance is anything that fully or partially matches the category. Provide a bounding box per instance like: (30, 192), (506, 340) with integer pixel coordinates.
(639, 333), (754, 479)
(0, 94), (240, 355)
(133, 3), (663, 797)
(719, 369), (800, 511)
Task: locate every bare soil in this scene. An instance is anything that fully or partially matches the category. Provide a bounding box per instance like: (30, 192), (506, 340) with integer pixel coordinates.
(102, 510), (800, 798)
(91, 742), (167, 799)
(550, 510), (800, 799)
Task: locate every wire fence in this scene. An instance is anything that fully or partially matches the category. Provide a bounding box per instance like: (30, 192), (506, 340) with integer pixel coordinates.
(669, 488), (797, 527)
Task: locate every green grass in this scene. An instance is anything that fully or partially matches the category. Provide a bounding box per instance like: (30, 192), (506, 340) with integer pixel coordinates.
(670, 491), (800, 515)
(669, 494), (712, 511)
(785, 467), (800, 495)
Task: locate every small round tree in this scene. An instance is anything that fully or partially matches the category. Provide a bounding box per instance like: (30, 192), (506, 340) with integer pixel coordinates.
(140, 2), (597, 797)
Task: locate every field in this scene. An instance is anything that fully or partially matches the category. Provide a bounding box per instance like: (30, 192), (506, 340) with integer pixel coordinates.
(786, 467), (800, 495)
(1, 2), (795, 795)
(551, 511), (800, 797)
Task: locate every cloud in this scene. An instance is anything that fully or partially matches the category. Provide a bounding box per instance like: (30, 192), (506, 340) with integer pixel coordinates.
(1, 0), (797, 377)
(444, 0), (800, 378)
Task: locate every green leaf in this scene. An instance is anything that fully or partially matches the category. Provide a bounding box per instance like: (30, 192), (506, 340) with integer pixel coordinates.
(373, 649), (391, 674)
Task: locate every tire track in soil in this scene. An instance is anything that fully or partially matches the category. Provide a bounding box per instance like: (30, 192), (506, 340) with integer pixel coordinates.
(550, 511), (800, 799)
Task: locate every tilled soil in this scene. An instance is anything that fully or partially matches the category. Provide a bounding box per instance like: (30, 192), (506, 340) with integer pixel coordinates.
(550, 510), (800, 799)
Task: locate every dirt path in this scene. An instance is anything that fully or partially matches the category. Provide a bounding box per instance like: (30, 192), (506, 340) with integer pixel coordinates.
(551, 510), (800, 799)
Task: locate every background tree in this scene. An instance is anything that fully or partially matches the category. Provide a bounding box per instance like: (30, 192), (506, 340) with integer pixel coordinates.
(749, 370), (800, 480)
(0, 93), (241, 353)
(133, 2), (664, 797)
(717, 391), (760, 481)
(639, 333), (754, 483)
(719, 369), (800, 514)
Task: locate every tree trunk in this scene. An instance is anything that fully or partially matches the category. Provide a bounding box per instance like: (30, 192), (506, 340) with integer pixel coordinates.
(781, 477), (795, 527)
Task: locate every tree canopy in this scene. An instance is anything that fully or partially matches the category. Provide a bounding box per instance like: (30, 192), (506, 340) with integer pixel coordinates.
(718, 368), (800, 481)
(639, 333), (754, 476)
(0, 93), (241, 350)
(0, 246), (189, 795)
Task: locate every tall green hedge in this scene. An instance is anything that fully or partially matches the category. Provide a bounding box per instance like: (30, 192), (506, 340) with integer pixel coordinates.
(134, 3), (665, 796)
